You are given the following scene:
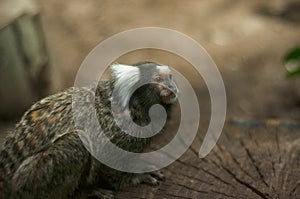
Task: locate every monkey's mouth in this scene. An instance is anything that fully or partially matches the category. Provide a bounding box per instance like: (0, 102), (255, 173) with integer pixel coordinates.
(160, 89), (178, 104)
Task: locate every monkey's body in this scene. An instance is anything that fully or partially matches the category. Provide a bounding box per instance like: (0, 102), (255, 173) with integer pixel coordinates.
(0, 62), (178, 198)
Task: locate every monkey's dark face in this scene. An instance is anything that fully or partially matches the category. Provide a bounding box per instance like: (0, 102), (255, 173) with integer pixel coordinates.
(150, 67), (179, 104)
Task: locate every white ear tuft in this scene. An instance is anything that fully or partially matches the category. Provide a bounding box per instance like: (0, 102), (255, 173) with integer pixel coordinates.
(111, 64), (135, 76)
(110, 64), (140, 108)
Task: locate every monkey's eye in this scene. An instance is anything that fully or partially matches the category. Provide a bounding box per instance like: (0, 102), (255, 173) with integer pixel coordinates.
(154, 76), (162, 82)
(169, 74), (172, 79)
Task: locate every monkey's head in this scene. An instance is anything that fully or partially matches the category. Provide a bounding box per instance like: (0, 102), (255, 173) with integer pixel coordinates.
(110, 62), (179, 109)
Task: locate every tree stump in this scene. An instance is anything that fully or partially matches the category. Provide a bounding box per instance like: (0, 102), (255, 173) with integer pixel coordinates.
(0, 0), (50, 119)
(116, 119), (300, 199)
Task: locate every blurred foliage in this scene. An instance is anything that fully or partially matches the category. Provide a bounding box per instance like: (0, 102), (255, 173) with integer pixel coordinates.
(284, 46), (300, 78)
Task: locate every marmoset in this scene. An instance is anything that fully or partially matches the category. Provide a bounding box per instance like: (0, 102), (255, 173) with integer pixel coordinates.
(0, 62), (179, 199)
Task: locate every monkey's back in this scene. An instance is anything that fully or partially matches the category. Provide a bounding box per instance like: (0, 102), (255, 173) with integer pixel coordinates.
(0, 87), (93, 182)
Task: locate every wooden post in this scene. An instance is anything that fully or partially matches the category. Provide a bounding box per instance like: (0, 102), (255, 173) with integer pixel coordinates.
(0, 0), (50, 119)
(116, 119), (300, 198)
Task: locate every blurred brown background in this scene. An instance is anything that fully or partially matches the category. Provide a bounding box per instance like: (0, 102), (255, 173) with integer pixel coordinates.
(43, 0), (300, 120)
(1, 0), (300, 131)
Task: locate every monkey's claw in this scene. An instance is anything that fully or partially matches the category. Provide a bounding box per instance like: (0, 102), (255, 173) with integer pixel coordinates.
(131, 170), (165, 187)
(150, 170), (165, 181)
(142, 174), (160, 186)
(133, 170), (165, 186)
(89, 188), (115, 199)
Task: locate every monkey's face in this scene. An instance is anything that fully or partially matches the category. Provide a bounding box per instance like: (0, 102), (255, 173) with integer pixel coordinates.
(110, 62), (179, 107)
(151, 68), (179, 104)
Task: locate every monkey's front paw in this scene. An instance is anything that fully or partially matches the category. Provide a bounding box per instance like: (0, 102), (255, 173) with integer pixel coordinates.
(150, 170), (165, 181)
(142, 174), (160, 186)
(132, 170), (165, 186)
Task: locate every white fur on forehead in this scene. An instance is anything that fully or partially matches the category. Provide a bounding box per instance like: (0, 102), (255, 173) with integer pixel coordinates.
(157, 65), (171, 73)
(110, 64), (140, 108)
(156, 65), (172, 77)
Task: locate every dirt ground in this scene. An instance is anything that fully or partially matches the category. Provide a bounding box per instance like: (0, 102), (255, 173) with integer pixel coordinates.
(1, 0), (300, 136)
